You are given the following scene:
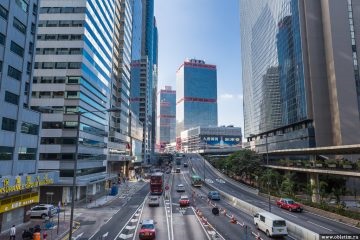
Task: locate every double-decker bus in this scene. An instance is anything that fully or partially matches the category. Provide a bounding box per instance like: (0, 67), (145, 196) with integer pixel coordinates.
(150, 172), (164, 195)
(191, 175), (202, 187)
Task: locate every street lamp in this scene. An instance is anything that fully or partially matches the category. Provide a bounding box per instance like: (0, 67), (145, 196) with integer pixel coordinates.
(68, 107), (120, 240)
(201, 140), (207, 181)
(249, 133), (271, 212)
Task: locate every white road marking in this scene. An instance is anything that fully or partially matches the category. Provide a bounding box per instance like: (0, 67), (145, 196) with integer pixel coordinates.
(119, 233), (133, 239)
(306, 211), (360, 230)
(130, 218), (138, 223)
(307, 221), (333, 232)
(113, 194), (148, 240)
(72, 232), (84, 240)
(102, 232), (109, 238)
(281, 211), (298, 218)
(134, 213), (139, 217)
(125, 226), (136, 230)
(205, 178), (214, 184)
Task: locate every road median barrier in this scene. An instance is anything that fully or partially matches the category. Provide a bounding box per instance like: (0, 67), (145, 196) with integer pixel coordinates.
(203, 181), (319, 240)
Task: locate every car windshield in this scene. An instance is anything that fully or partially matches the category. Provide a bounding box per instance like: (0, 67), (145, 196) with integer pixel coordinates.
(141, 224), (154, 229)
(273, 220), (286, 227)
(150, 197), (157, 201)
(287, 200), (294, 204)
(181, 197), (188, 200)
(178, 184), (183, 187)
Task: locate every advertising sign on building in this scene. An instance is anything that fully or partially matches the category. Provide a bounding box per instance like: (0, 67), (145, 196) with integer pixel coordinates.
(201, 136), (241, 148)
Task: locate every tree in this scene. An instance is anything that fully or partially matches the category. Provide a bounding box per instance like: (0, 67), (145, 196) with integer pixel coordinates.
(281, 174), (295, 196)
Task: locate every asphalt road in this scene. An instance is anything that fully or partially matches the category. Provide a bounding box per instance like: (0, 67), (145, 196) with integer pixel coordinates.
(175, 162), (292, 240)
(170, 169), (209, 240)
(187, 153), (360, 235)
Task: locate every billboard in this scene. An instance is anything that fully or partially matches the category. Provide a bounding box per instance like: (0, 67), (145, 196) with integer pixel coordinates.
(201, 135), (241, 148)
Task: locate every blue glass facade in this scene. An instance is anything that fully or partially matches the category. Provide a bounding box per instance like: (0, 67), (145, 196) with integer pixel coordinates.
(33, 0), (116, 181)
(240, 0), (307, 137)
(176, 60), (218, 137)
(131, 0), (142, 61)
(157, 87), (176, 147)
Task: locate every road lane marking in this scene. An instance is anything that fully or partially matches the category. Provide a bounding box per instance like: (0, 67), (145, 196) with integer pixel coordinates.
(113, 194), (148, 240)
(281, 211), (298, 218)
(119, 233), (133, 239)
(306, 211), (360, 230)
(164, 192), (172, 240)
(307, 221), (333, 232)
(130, 218), (138, 223)
(125, 226), (136, 230)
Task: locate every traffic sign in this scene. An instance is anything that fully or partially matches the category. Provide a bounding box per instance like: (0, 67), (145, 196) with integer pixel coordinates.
(165, 185), (169, 190)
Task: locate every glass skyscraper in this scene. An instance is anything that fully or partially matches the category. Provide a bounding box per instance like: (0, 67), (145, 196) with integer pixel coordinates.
(240, 0), (360, 151)
(31, 0), (118, 202)
(176, 59), (218, 137)
(157, 86), (176, 150)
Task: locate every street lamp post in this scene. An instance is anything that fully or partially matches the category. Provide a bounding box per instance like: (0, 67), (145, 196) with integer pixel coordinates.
(68, 107), (119, 240)
(265, 135), (271, 212)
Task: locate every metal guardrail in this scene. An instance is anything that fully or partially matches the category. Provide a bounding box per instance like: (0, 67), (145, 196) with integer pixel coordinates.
(203, 180), (319, 240)
(198, 154), (259, 195)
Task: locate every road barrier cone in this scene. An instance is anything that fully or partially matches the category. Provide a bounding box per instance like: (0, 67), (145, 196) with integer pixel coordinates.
(230, 215), (237, 224)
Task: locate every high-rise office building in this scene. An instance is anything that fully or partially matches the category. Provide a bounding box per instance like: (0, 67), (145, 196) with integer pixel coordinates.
(240, 0), (360, 152)
(176, 59), (218, 137)
(0, 0), (58, 231)
(157, 86), (176, 151)
(31, 0), (119, 202)
(107, 0), (134, 177)
(130, 0), (157, 163)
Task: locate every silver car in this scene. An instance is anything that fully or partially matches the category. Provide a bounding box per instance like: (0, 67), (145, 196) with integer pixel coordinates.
(28, 204), (57, 218)
(148, 196), (160, 207)
(176, 184), (185, 192)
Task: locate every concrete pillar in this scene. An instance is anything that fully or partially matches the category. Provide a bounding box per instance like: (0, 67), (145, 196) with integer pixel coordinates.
(310, 172), (320, 203)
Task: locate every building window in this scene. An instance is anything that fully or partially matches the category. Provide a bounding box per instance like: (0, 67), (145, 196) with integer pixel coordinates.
(1, 117), (17, 131)
(32, 3), (37, 15)
(0, 4), (8, 20)
(31, 23), (36, 34)
(68, 62), (81, 69)
(29, 42), (34, 54)
(0, 146), (13, 160)
(55, 62), (67, 69)
(24, 82), (29, 95)
(5, 91), (19, 105)
(7, 65), (22, 81)
(26, 61), (31, 74)
(0, 32), (5, 45)
(13, 17), (27, 34)
(21, 122), (39, 135)
(10, 41), (24, 57)
(66, 91), (78, 98)
(15, 0), (29, 12)
(18, 147), (37, 160)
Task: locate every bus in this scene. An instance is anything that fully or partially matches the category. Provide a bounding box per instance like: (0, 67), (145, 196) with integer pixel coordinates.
(150, 172), (164, 195)
(191, 175), (202, 187)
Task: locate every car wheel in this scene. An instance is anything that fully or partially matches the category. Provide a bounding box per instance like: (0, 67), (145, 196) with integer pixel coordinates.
(299, 209), (303, 213)
(41, 214), (47, 219)
(288, 208), (292, 212)
(266, 229), (270, 237)
(255, 223), (259, 229)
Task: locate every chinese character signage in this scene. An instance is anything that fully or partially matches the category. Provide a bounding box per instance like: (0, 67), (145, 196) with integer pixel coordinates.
(0, 193), (39, 213)
(0, 172), (58, 194)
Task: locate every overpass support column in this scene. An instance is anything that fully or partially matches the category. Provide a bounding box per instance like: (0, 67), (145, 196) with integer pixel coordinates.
(310, 172), (320, 203)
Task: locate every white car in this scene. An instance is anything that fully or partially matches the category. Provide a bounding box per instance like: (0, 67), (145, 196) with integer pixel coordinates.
(28, 204), (57, 218)
(176, 184), (185, 192)
(148, 196), (160, 207)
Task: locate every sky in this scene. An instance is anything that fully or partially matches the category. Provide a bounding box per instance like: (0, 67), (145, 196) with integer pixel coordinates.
(154, 0), (243, 130)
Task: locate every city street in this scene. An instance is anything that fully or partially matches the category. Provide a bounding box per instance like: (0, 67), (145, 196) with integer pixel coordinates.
(188, 153), (360, 236)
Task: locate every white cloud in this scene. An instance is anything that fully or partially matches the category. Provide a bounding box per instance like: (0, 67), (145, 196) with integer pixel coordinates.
(219, 93), (235, 99)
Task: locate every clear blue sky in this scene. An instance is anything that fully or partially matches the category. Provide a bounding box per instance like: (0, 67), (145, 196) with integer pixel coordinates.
(155, 0), (243, 130)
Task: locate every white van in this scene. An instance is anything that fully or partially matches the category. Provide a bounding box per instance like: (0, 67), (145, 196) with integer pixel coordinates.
(254, 212), (288, 237)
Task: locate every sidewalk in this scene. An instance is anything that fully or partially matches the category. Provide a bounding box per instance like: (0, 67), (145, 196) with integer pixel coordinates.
(0, 180), (147, 240)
